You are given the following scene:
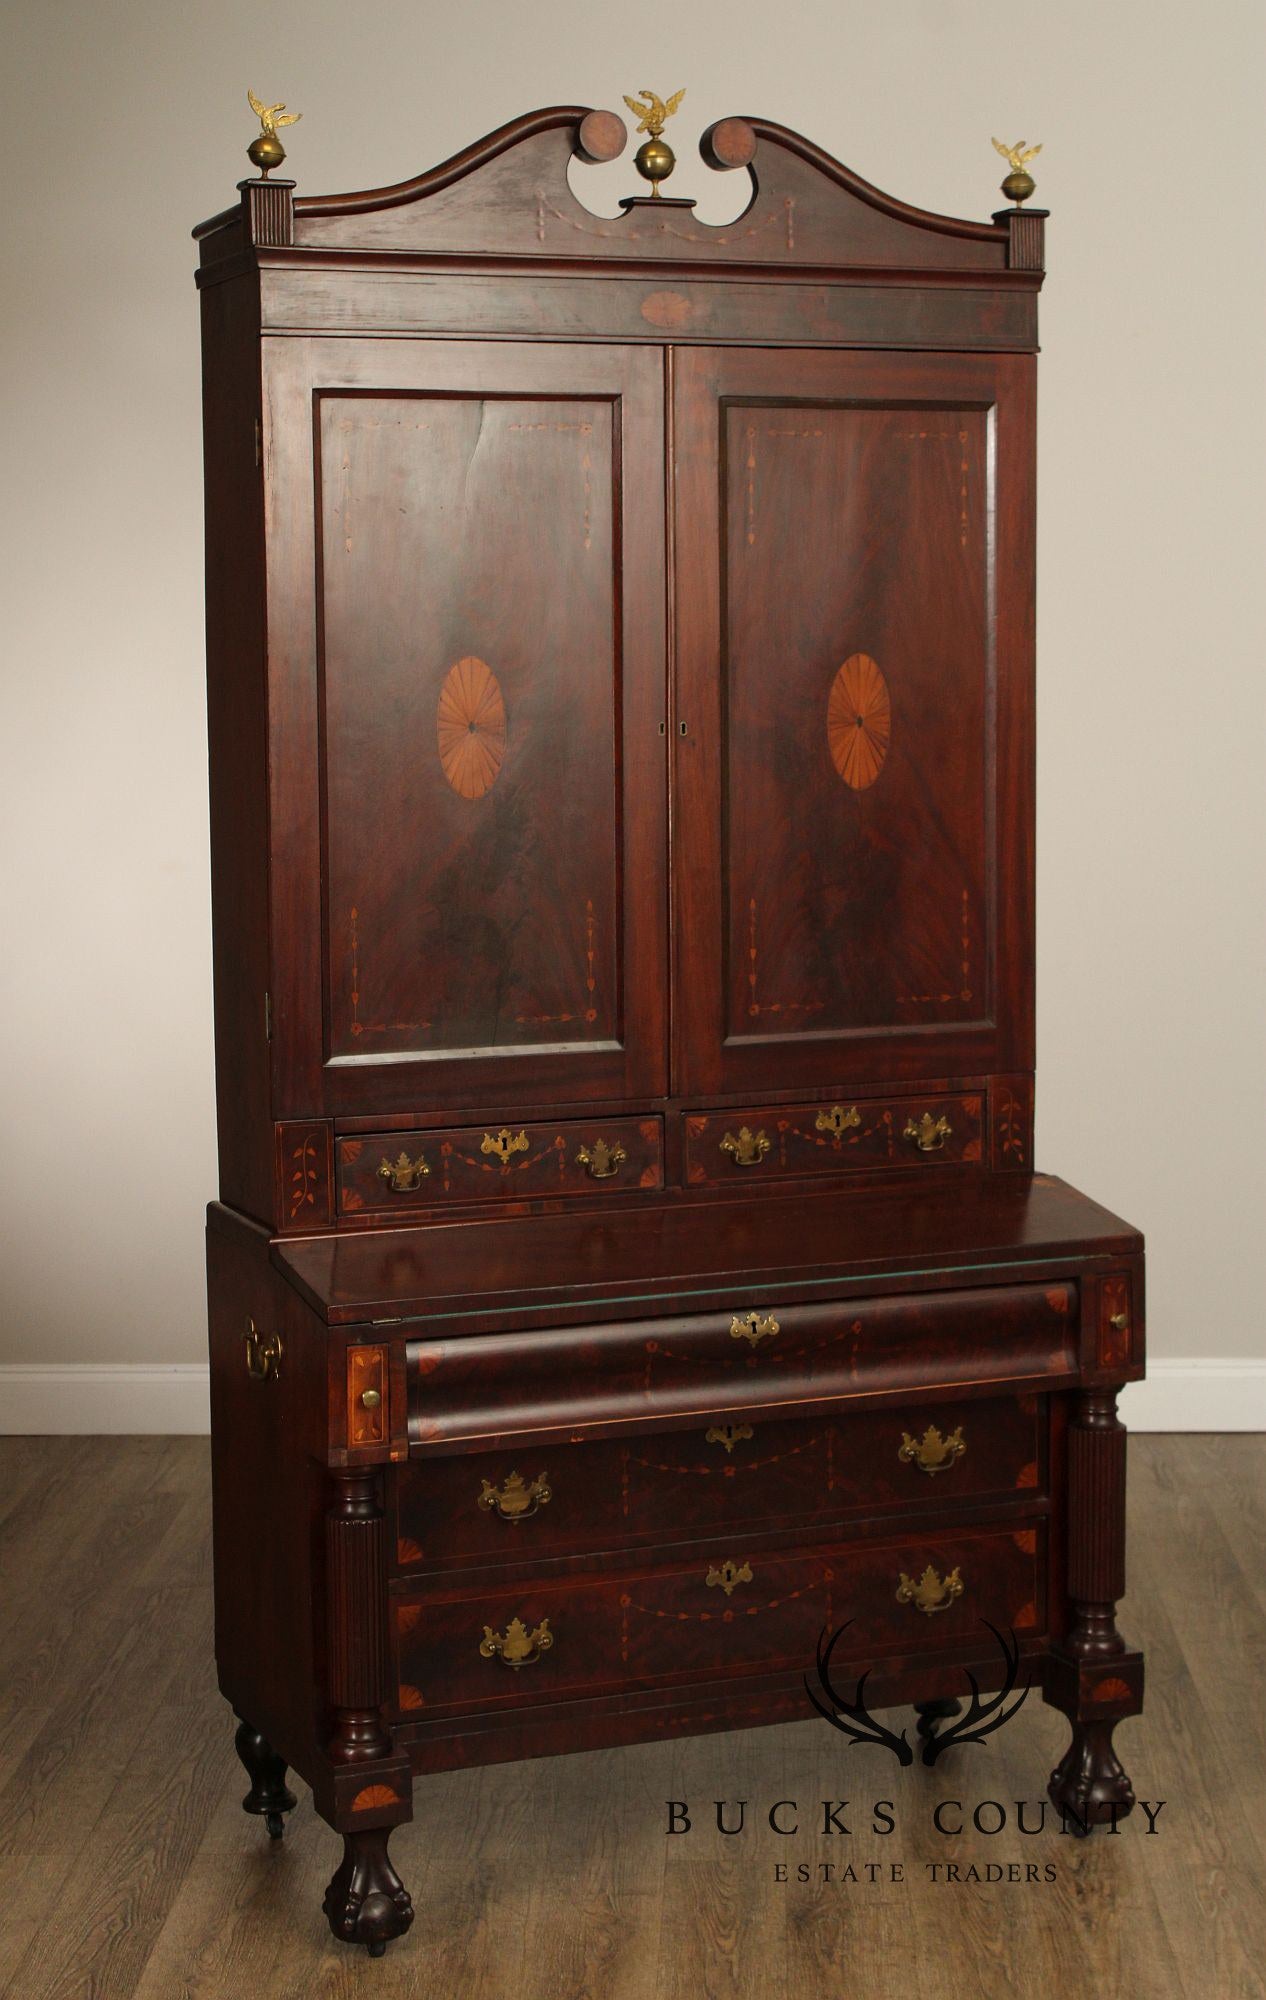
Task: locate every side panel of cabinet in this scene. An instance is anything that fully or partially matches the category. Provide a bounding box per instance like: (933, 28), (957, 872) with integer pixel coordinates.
(263, 339), (668, 1117)
(671, 347), (1034, 1097)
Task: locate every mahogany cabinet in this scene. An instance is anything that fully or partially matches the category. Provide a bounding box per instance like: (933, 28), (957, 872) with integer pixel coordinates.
(195, 103), (1145, 1955)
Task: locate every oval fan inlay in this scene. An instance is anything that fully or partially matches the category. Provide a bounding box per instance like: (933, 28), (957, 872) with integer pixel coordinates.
(437, 656), (507, 800)
(828, 653), (890, 790)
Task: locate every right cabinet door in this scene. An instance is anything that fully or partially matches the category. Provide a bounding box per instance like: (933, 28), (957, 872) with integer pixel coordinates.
(671, 347), (1034, 1098)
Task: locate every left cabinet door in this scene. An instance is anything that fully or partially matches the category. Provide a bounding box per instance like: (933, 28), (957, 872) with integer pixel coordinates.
(264, 339), (667, 1117)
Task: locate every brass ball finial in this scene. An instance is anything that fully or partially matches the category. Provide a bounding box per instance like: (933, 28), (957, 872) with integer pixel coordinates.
(623, 88), (686, 199)
(992, 136), (1042, 207)
(247, 89), (302, 178)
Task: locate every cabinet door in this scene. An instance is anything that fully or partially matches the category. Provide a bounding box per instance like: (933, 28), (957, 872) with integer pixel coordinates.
(672, 348), (1034, 1097)
(265, 340), (667, 1116)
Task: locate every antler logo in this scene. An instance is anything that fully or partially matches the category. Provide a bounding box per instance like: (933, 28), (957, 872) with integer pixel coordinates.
(807, 1620), (1031, 1766)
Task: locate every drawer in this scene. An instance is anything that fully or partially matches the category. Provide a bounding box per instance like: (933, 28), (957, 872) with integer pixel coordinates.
(406, 1283), (1077, 1451)
(393, 1520), (1044, 1715)
(394, 1393), (1043, 1575)
(682, 1092), (983, 1186)
(338, 1115), (663, 1213)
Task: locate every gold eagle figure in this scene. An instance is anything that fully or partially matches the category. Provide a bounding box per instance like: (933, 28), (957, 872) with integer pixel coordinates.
(622, 88), (686, 140)
(248, 89), (302, 137)
(992, 137), (1042, 173)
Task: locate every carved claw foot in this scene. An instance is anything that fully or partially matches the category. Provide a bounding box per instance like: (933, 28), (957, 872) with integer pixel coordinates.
(323, 1828), (414, 1956)
(914, 1697), (962, 1743)
(1048, 1719), (1135, 1834)
(234, 1717), (297, 1839)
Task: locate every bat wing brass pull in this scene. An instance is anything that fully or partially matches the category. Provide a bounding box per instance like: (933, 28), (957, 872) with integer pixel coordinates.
(479, 1616), (553, 1667)
(720, 1125), (771, 1168)
(730, 1310), (779, 1347)
(478, 1471), (552, 1521)
(896, 1565), (964, 1616)
(903, 1112), (952, 1153)
(706, 1423), (754, 1454)
(706, 1559), (753, 1596)
(377, 1150), (429, 1192)
(243, 1320), (282, 1381)
(575, 1138), (627, 1180)
(898, 1424), (966, 1475)
(481, 1128), (530, 1167)
(815, 1104), (861, 1136)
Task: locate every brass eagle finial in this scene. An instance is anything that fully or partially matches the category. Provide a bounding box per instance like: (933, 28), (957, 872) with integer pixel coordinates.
(992, 136), (1042, 206)
(246, 89), (302, 177)
(622, 88), (687, 200)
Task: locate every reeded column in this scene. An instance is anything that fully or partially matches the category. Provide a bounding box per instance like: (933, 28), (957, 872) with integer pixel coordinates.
(325, 1469), (392, 1762)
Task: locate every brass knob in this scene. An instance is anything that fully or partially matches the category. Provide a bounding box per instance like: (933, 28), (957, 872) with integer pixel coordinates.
(359, 1388), (381, 1411)
(705, 1423), (754, 1454)
(243, 1321), (282, 1381)
(720, 1125), (771, 1168)
(478, 1471), (552, 1521)
(815, 1104), (861, 1136)
(479, 1616), (553, 1667)
(730, 1310), (779, 1347)
(705, 1559), (753, 1597)
(1109, 1312), (1129, 1332)
(377, 1150), (429, 1192)
(898, 1424), (966, 1475)
(575, 1138), (627, 1180)
(896, 1564), (964, 1616)
(903, 1112), (952, 1153)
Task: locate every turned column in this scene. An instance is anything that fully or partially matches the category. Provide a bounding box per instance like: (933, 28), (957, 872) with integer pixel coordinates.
(325, 1469), (392, 1762)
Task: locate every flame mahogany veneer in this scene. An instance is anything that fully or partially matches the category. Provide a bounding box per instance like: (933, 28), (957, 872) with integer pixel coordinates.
(197, 104), (1145, 1956)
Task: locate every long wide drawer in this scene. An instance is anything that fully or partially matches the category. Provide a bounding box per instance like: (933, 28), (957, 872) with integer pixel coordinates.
(394, 1392), (1042, 1576)
(392, 1520), (1044, 1716)
(683, 1091), (983, 1186)
(339, 1115), (663, 1213)
(406, 1282), (1077, 1450)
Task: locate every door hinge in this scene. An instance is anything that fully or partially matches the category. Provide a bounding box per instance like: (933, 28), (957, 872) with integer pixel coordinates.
(264, 991), (272, 1040)
(254, 417), (262, 467)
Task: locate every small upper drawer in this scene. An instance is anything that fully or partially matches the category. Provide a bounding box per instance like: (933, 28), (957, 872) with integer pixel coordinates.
(682, 1092), (983, 1186)
(339, 1116), (663, 1213)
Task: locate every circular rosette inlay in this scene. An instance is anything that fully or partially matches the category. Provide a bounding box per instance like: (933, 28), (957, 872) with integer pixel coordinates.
(437, 656), (507, 800)
(828, 653), (891, 791)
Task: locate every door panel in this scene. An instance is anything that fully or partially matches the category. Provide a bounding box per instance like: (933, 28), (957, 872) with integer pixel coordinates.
(265, 340), (667, 1116)
(672, 348), (1034, 1096)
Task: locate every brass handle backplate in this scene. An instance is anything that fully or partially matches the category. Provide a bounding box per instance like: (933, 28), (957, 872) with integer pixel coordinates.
(903, 1112), (952, 1153)
(377, 1150), (429, 1192)
(479, 1616), (553, 1667)
(730, 1310), (780, 1347)
(575, 1138), (627, 1180)
(705, 1423), (754, 1454)
(478, 1471), (552, 1521)
(898, 1424), (966, 1475)
(896, 1564), (964, 1616)
(720, 1125), (771, 1168)
(243, 1321), (282, 1381)
(706, 1559), (753, 1596)
(815, 1104), (861, 1136)
(481, 1128), (530, 1167)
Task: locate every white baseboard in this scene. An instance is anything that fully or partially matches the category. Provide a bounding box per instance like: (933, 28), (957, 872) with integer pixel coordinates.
(0, 1359), (1263, 1436)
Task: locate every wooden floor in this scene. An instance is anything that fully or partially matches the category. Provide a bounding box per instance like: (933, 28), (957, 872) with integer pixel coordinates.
(1, 1436), (1263, 1999)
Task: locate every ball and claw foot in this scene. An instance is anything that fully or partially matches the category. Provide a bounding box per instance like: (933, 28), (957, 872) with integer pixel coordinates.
(323, 1828), (414, 1956)
(234, 1717), (297, 1840)
(1048, 1719), (1135, 1836)
(914, 1697), (962, 1743)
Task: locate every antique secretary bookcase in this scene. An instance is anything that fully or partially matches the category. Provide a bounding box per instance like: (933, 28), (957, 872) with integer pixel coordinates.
(194, 98), (1145, 1953)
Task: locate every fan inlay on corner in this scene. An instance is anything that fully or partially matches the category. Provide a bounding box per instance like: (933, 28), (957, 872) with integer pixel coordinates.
(196, 94), (1144, 1959)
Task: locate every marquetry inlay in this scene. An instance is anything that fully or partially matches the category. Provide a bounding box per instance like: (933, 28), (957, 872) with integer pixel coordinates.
(827, 652), (891, 790)
(437, 655), (507, 800)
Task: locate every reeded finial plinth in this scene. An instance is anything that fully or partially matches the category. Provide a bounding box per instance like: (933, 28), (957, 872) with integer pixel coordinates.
(623, 88), (686, 198)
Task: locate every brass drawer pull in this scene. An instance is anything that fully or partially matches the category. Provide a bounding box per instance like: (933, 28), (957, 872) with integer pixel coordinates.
(575, 1138), (627, 1180)
(730, 1310), (779, 1347)
(898, 1424), (966, 1475)
(377, 1150), (429, 1192)
(243, 1321), (282, 1381)
(706, 1423), (754, 1454)
(359, 1388), (381, 1411)
(1109, 1311), (1129, 1331)
(481, 1127), (530, 1166)
(706, 1559), (753, 1597)
(720, 1125), (771, 1168)
(896, 1564), (964, 1616)
(903, 1112), (952, 1153)
(815, 1104), (861, 1136)
(479, 1616), (553, 1668)
(478, 1471), (552, 1521)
